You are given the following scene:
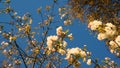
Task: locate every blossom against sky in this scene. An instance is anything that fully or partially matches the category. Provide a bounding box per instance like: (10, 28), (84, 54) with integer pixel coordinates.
(0, 0), (120, 68)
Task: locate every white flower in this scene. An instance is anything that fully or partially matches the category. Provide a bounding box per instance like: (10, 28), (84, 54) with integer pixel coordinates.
(1, 41), (9, 47)
(0, 31), (2, 33)
(59, 7), (66, 13)
(63, 41), (67, 47)
(65, 54), (71, 60)
(87, 59), (92, 65)
(4, 42), (9, 46)
(64, 20), (72, 25)
(104, 23), (116, 37)
(8, 64), (12, 67)
(47, 38), (53, 50)
(60, 13), (66, 19)
(68, 56), (74, 64)
(68, 47), (80, 55)
(51, 36), (58, 41)
(109, 41), (116, 46)
(97, 23), (116, 41)
(88, 20), (102, 30)
(97, 33), (107, 40)
(109, 41), (118, 48)
(115, 35), (120, 46)
(58, 8), (62, 12)
(111, 61), (115, 64)
(105, 57), (110, 61)
(47, 39), (52, 45)
(80, 50), (87, 58)
(106, 23), (116, 30)
(110, 49), (114, 53)
(56, 26), (63, 36)
(105, 27), (116, 36)
(83, 58), (87, 62)
(73, 61), (81, 68)
(47, 35), (58, 50)
(9, 36), (13, 42)
(116, 53), (120, 56)
(13, 12), (17, 16)
(68, 33), (73, 40)
(47, 44), (52, 50)
(47, 35), (58, 41)
(1, 41), (5, 45)
(65, 47), (81, 60)
(2, 49), (7, 55)
(58, 49), (66, 55)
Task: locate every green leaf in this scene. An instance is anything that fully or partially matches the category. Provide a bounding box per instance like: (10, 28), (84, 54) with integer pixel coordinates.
(65, 29), (69, 34)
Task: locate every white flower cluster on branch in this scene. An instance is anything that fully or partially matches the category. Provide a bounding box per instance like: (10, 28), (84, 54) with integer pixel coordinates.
(0, 0), (119, 67)
(88, 20), (120, 57)
(46, 26), (73, 55)
(88, 20), (102, 30)
(45, 26), (92, 67)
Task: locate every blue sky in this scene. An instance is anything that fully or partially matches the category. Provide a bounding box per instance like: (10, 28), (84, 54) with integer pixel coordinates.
(0, 0), (120, 68)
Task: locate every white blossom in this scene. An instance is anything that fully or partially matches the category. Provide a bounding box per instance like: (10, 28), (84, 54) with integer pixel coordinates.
(83, 58), (87, 62)
(68, 33), (73, 40)
(2, 49), (7, 55)
(105, 57), (110, 61)
(73, 61), (81, 68)
(9, 36), (13, 42)
(60, 13), (66, 19)
(116, 53), (120, 56)
(97, 33), (107, 40)
(56, 26), (63, 36)
(68, 47), (80, 55)
(105, 27), (116, 37)
(58, 49), (66, 55)
(58, 8), (62, 12)
(97, 23), (116, 41)
(109, 41), (118, 48)
(8, 64), (12, 67)
(63, 41), (67, 47)
(1, 41), (9, 46)
(79, 50), (87, 58)
(110, 49), (114, 53)
(47, 40), (52, 50)
(47, 35), (58, 50)
(87, 59), (92, 65)
(64, 20), (72, 25)
(106, 23), (116, 30)
(58, 7), (66, 13)
(115, 35), (120, 46)
(65, 47), (81, 60)
(104, 23), (116, 37)
(88, 20), (102, 30)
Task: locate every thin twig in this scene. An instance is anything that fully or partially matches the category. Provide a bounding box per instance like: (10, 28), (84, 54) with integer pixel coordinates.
(14, 41), (28, 68)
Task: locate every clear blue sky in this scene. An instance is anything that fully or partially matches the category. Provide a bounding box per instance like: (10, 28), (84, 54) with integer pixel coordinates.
(0, 0), (120, 68)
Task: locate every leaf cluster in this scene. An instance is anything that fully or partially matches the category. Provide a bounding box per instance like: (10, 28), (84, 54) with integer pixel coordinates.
(69, 0), (120, 25)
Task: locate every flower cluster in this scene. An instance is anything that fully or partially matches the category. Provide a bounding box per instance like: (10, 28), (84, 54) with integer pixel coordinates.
(108, 35), (120, 56)
(65, 47), (92, 67)
(101, 57), (118, 68)
(64, 19), (72, 25)
(88, 20), (120, 57)
(58, 7), (68, 19)
(46, 26), (73, 55)
(97, 23), (116, 40)
(56, 26), (64, 36)
(47, 35), (58, 51)
(0, 0), (120, 67)
(56, 26), (73, 40)
(1, 41), (9, 49)
(88, 20), (102, 30)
